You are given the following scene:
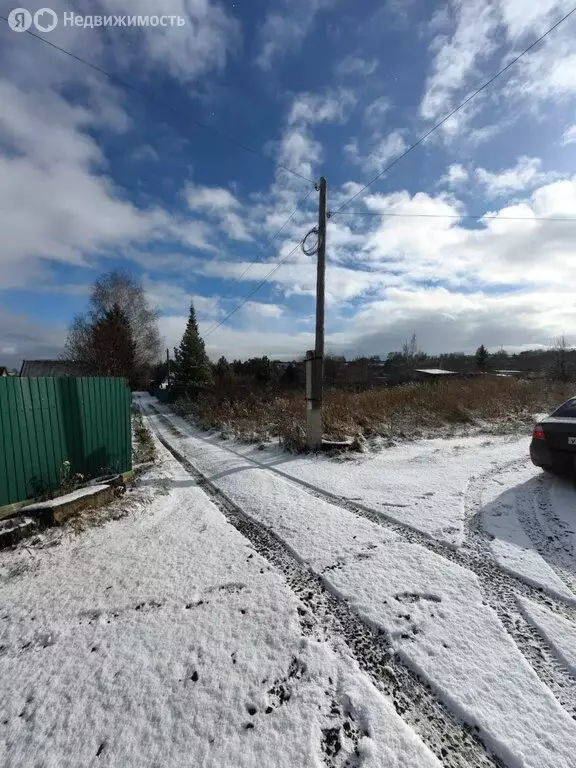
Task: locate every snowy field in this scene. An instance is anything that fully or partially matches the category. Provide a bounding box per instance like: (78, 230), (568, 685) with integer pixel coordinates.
(2, 392), (576, 768)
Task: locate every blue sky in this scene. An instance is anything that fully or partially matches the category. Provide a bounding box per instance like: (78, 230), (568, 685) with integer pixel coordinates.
(1, 0), (576, 368)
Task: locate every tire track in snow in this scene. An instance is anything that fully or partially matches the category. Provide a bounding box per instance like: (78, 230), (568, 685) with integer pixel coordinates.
(147, 405), (576, 717)
(150, 405), (576, 619)
(466, 473), (576, 716)
(143, 408), (503, 768)
(517, 475), (576, 595)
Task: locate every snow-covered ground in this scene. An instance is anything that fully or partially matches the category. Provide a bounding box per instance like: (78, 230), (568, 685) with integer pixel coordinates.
(2, 393), (576, 768)
(224, 433), (530, 546)
(0, 438), (438, 768)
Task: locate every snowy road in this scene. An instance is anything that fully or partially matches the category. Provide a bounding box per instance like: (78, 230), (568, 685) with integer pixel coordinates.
(2, 395), (576, 768)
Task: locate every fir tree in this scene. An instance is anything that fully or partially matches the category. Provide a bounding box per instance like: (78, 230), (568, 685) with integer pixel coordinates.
(475, 344), (489, 372)
(174, 302), (213, 395)
(90, 303), (137, 387)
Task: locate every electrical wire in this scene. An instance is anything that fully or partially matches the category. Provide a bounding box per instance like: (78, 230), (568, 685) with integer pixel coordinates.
(0, 14), (321, 339)
(328, 212), (576, 222)
(207, 187), (315, 322)
(0, 15), (315, 185)
(203, 240), (303, 339)
(330, 5), (576, 218)
(301, 227), (319, 256)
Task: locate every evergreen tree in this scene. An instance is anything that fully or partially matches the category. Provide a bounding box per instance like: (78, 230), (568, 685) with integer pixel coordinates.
(174, 302), (213, 395)
(280, 362), (299, 389)
(549, 336), (573, 382)
(90, 303), (137, 387)
(475, 344), (489, 372)
(215, 356), (231, 381)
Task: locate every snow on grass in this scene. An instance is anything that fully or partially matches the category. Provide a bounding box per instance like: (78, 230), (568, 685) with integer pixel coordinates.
(159, 404), (531, 546)
(518, 597), (576, 677)
(0, 433), (439, 768)
(142, 400), (576, 768)
(481, 467), (576, 602)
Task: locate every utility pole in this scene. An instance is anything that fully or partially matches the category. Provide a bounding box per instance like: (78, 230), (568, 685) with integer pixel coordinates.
(166, 348), (170, 381)
(306, 176), (327, 450)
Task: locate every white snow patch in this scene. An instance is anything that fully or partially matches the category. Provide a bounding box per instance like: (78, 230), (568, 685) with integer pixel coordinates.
(142, 401), (576, 768)
(0, 431), (438, 768)
(518, 597), (576, 677)
(156, 405), (530, 545)
(482, 467), (576, 602)
(22, 484), (111, 510)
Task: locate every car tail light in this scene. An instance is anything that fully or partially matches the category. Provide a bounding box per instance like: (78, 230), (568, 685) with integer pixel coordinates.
(532, 425), (546, 440)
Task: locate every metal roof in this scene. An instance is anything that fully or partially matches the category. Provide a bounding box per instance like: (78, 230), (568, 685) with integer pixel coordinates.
(414, 368), (457, 375)
(20, 360), (88, 377)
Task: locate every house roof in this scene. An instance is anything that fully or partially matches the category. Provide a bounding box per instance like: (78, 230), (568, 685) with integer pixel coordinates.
(414, 368), (457, 375)
(20, 360), (88, 377)
(494, 370), (523, 374)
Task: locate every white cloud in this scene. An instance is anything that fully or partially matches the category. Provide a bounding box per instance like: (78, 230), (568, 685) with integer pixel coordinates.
(440, 164), (469, 186)
(186, 185), (241, 212)
(358, 180), (576, 293)
(288, 90), (356, 126)
(0, 75), (229, 291)
(0, 84), (168, 277)
(242, 302), (285, 320)
(562, 124), (576, 145)
(364, 97), (390, 127)
(475, 156), (561, 196)
(255, 0), (335, 70)
(420, 0), (576, 141)
(0, 307), (66, 370)
(0, 0), (244, 289)
(126, 0), (241, 83)
(143, 280), (225, 318)
(497, 0), (573, 39)
(277, 129), (322, 184)
(336, 55), (378, 78)
(185, 183), (252, 242)
(6, 0), (240, 87)
(131, 145), (160, 163)
(421, 0), (498, 122)
(345, 131), (407, 174)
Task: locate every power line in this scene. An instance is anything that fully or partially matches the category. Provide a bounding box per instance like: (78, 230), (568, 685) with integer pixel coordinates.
(329, 212), (576, 222)
(330, 5), (576, 218)
(204, 240), (303, 339)
(0, 15), (314, 185)
(208, 187), (315, 321)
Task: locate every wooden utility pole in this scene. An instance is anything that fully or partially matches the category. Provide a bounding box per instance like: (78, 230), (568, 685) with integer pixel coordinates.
(306, 177), (327, 450)
(166, 348), (170, 380)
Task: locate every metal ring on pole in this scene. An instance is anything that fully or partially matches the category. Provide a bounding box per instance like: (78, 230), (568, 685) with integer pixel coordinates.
(302, 227), (319, 256)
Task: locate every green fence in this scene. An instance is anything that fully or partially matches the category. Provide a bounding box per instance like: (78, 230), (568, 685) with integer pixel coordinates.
(0, 377), (132, 507)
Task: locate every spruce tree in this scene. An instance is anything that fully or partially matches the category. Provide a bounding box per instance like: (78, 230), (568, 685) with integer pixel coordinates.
(90, 303), (137, 387)
(475, 344), (489, 372)
(174, 302), (213, 396)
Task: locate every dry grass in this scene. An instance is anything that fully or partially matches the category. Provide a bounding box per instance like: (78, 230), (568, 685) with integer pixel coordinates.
(172, 379), (575, 451)
(132, 411), (157, 463)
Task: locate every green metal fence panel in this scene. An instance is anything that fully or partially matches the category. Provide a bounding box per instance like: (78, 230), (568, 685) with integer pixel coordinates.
(0, 377), (132, 507)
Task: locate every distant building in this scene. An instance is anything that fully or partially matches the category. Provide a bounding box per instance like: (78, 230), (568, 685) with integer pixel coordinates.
(413, 369), (458, 381)
(493, 370), (524, 377)
(20, 360), (88, 377)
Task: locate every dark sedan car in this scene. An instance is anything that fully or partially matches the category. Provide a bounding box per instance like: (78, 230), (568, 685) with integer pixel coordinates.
(530, 397), (576, 473)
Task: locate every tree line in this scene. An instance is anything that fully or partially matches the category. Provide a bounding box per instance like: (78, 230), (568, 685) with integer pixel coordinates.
(64, 272), (576, 394)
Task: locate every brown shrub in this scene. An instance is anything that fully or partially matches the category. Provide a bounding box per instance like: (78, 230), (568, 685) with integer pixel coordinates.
(173, 379), (574, 450)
